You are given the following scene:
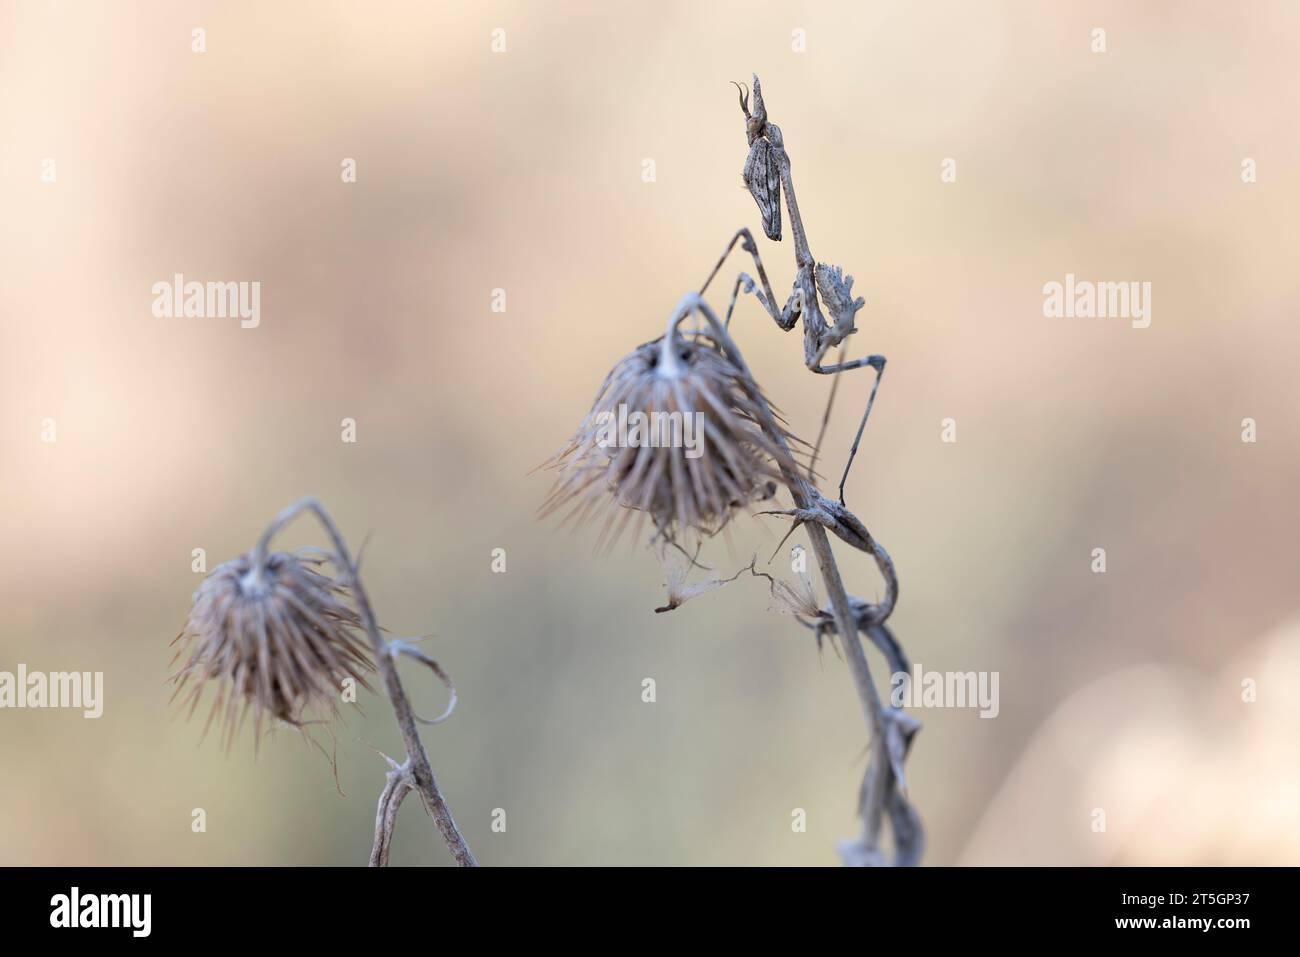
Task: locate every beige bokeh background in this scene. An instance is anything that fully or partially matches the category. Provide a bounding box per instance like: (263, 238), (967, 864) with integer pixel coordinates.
(1, 0), (1298, 865)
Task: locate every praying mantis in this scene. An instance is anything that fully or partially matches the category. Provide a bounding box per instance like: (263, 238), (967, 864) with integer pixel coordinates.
(699, 74), (887, 506)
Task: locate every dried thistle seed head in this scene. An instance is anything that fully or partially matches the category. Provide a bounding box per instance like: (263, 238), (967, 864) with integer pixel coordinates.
(541, 329), (802, 550)
(170, 549), (374, 748)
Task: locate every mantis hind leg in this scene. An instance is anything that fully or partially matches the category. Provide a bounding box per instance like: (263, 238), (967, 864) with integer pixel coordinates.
(811, 353), (887, 506)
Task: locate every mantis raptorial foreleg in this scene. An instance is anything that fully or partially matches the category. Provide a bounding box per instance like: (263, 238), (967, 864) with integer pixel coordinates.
(699, 227), (800, 331)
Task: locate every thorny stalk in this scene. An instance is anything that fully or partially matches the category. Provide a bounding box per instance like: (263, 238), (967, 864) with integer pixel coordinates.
(256, 498), (477, 867)
(694, 74), (922, 865)
(669, 295), (918, 865)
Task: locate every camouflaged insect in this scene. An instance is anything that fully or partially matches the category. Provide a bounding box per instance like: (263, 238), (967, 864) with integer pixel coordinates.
(735, 80), (781, 241)
(703, 74), (886, 505)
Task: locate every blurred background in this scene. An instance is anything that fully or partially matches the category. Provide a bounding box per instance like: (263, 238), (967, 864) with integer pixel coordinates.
(1, 0), (1298, 866)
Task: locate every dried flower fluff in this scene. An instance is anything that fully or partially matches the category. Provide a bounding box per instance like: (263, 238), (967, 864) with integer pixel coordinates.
(768, 546), (823, 623)
(170, 549), (373, 747)
(542, 325), (802, 550)
(654, 550), (745, 613)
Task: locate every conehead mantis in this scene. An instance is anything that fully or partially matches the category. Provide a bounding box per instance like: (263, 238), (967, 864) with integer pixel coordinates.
(701, 74), (887, 506)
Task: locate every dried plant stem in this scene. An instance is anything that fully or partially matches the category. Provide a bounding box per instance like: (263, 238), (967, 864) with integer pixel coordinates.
(370, 757), (414, 867)
(793, 506), (896, 855)
(673, 284), (914, 864)
(805, 528), (883, 726)
(708, 74), (922, 864)
(258, 498), (477, 867)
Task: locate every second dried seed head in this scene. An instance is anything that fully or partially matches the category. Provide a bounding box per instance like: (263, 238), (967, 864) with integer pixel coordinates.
(170, 549), (373, 748)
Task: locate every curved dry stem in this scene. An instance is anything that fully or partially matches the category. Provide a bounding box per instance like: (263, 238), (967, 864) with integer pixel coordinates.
(255, 497), (477, 867)
(669, 291), (919, 865)
(370, 758), (414, 867)
(389, 639), (459, 726)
